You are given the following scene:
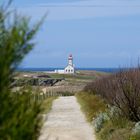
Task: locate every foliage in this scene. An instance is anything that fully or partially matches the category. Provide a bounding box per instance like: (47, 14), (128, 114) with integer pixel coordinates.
(0, 90), (41, 140)
(96, 107), (134, 140)
(76, 92), (106, 122)
(93, 112), (109, 132)
(98, 123), (132, 140)
(0, 1), (44, 140)
(85, 68), (140, 122)
(60, 91), (74, 96)
(78, 83), (138, 140)
(132, 122), (140, 134)
(84, 67), (140, 140)
(41, 97), (57, 114)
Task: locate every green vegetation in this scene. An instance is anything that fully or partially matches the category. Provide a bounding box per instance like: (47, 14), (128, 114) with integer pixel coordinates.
(76, 92), (106, 122)
(85, 68), (140, 122)
(48, 72), (96, 81)
(60, 91), (75, 96)
(41, 97), (57, 114)
(95, 106), (135, 140)
(0, 1), (46, 140)
(79, 68), (140, 140)
(97, 118), (134, 140)
(76, 92), (140, 140)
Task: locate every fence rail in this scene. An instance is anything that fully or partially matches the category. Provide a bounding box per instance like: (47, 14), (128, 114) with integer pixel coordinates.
(31, 91), (75, 101)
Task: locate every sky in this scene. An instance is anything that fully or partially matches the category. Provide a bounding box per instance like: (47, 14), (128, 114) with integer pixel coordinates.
(10, 0), (140, 68)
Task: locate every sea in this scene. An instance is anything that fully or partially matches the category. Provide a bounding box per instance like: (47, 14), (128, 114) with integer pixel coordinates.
(16, 68), (125, 73)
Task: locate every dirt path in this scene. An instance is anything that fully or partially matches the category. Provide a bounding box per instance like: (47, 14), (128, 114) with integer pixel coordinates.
(39, 96), (95, 140)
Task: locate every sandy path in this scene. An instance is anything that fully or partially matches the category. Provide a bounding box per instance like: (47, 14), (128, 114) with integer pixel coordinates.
(39, 96), (95, 140)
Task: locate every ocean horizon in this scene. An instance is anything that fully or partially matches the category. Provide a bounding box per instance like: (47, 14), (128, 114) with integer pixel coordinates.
(17, 67), (127, 73)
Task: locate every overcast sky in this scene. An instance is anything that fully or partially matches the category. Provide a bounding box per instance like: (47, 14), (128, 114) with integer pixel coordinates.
(10, 0), (140, 68)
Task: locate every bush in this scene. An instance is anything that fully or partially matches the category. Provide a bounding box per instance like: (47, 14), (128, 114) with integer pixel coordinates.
(0, 1), (44, 139)
(93, 112), (109, 132)
(132, 122), (140, 134)
(93, 106), (130, 133)
(85, 68), (140, 122)
(0, 91), (41, 140)
(61, 91), (74, 96)
(97, 111), (134, 140)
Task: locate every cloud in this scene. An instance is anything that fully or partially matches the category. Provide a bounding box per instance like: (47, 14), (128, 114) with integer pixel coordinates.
(16, 0), (140, 21)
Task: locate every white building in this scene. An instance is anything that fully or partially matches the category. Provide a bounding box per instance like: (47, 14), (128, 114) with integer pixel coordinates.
(55, 54), (75, 74)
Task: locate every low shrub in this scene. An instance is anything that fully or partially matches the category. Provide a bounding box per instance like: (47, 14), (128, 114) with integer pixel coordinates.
(93, 112), (109, 132)
(0, 90), (41, 140)
(106, 106), (131, 129)
(93, 106), (131, 133)
(85, 68), (140, 122)
(76, 92), (138, 140)
(132, 122), (140, 134)
(76, 92), (106, 122)
(61, 91), (74, 96)
(97, 117), (133, 140)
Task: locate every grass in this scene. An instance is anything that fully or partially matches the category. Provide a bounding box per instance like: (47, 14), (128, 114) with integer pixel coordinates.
(48, 73), (96, 81)
(76, 92), (106, 122)
(97, 115), (140, 140)
(41, 96), (57, 114)
(75, 92), (140, 140)
(97, 119), (134, 140)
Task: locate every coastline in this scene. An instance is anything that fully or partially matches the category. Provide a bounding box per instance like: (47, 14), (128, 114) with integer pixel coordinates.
(16, 67), (122, 73)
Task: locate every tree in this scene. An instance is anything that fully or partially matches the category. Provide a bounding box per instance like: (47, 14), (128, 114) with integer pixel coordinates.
(0, 1), (45, 139)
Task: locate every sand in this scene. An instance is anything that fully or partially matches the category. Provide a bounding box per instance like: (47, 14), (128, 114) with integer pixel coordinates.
(39, 96), (96, 140)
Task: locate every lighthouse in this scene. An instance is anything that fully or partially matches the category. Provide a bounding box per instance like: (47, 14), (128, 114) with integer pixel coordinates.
(68, 54), (73, 66)
(64, 54), (75, 74)
(54, 54), (75, 74)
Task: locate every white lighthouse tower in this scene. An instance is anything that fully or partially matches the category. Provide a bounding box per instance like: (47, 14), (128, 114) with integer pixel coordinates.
(64, 54), (75, 74)
(68, 54), (73, 66)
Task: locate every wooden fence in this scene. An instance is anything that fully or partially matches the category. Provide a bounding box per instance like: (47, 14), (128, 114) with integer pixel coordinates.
(31, 91), (75, 101)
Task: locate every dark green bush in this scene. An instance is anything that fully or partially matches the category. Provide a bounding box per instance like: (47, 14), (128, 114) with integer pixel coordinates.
(0, 1), (44, 139)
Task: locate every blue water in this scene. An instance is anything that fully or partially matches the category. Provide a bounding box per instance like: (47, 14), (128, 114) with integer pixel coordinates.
(17, 67), (123, 73)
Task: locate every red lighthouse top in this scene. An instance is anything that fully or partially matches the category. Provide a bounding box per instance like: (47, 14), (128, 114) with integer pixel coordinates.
(68, 54), (73, 60)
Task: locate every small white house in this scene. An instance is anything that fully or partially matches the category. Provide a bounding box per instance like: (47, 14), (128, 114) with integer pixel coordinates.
(54, 69), (65, 74)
